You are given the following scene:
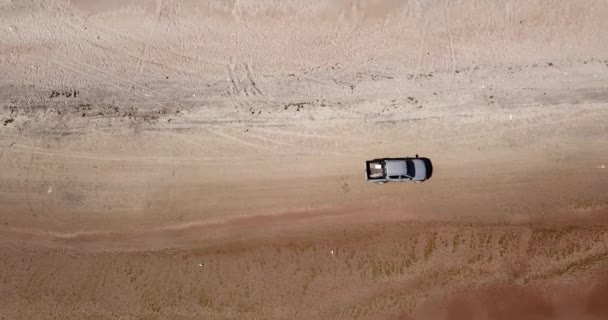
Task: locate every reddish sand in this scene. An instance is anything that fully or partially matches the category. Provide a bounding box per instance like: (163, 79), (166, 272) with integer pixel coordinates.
(1, 0), (608, 318)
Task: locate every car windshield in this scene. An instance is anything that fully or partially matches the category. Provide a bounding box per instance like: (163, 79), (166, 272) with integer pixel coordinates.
(406, 159), (416, 177)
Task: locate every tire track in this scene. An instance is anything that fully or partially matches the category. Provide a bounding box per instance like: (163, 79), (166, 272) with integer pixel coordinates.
(29, 55), (165, 108)
(136, 44), (149, 78)
(252, 127), (338, 140)
(162, 131), (281, 159)
(227, 57), (264, 97)
(443, 2), (456, 88)
(63, 11), (224, 69)
(162, 131), (219, 153)
(89, 41), (202, 79)
(205, 126), (276, 152)
(7, 144), (236, 163)
(245, 63), (264, 96)
(243, 131), (298, 148)
(228, 56), (242, 96)
(414, 17), (427, 79)
(241, 130), (345, 156)
(0, 207), (346, 249)
(136, 0), (164, 77)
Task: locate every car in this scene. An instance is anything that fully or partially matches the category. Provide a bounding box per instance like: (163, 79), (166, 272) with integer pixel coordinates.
(365, 155), (433, 184)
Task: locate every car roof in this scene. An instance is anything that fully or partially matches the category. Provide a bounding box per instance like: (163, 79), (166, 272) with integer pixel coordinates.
(384, 160), (408, 176)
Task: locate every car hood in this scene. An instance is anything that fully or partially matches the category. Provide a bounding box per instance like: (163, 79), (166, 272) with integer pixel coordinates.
(412, 159), (427, 180)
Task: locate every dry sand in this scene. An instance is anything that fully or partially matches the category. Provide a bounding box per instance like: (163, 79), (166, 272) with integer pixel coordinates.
(1, 0), (608, 319)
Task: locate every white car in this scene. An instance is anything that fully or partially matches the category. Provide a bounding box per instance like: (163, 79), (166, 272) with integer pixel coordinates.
(365, 155), (433, 184)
